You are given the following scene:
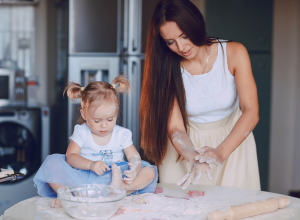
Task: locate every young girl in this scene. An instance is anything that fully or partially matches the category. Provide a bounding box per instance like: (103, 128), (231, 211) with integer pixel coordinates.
(33, 76), (158, 207)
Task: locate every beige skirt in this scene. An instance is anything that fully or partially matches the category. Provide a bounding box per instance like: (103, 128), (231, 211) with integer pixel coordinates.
(159, 107), (261, 190)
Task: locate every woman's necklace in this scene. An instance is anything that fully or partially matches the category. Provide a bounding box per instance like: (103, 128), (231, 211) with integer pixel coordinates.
(182, 46), (210, 75)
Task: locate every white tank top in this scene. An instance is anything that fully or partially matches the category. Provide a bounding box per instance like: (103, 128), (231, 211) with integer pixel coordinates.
(181, 41), (239, 123)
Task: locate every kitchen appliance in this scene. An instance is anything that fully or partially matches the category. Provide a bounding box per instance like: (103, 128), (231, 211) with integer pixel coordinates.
(0, 106), (50, 215)
(0, 0), (38, 5)
(0, 170), (24, 183)
(68, 56), (120, 137)
(68, 0), (160, 151)
(0, 68), (26, 107)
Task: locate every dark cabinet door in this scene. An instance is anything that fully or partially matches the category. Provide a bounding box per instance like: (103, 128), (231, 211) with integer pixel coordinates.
(250, 54), (272, 191)
(205, 0), (273, 191)
(206, 0), (273, 52)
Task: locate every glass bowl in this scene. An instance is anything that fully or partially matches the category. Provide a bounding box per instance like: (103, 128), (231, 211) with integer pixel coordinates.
(57, 184), (126, 220)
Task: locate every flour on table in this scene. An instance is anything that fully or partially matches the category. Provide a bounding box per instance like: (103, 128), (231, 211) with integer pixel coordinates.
(131, 195), (147, 204)
(34, 197), (72, 219)
(29, 194), (300, 220)
(111, 194), (300, 220)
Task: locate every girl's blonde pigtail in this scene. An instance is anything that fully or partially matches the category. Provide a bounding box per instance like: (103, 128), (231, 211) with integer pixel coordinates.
(63, 82), (83, 101)
(112, 75), (131, 95)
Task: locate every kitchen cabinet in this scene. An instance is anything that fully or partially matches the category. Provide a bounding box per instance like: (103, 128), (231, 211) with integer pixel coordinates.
(206, 0), (273, 52)
(206, 0), (273, 191)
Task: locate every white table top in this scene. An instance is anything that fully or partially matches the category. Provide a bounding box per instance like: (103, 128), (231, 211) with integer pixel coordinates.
(1, 183), (300, 220)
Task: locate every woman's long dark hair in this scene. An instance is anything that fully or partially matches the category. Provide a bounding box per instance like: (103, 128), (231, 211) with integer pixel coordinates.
(139, 0), (214, 166)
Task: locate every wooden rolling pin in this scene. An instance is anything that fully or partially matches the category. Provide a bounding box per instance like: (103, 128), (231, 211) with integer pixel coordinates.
(207, 197), (290, 220)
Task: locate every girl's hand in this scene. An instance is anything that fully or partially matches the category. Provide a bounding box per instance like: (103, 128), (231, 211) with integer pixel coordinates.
(124, 163), (138, 184)
(195, 146), (227, 169)
(177, 161), (212, 189)
(89, 161), (110, 175)
(124, 155), (141, 184)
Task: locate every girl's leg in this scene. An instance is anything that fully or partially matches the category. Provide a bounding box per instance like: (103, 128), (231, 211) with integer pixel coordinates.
(49, 183), (63, 193)
(110, 164), (156, 195)
(49, 183), (63, 208)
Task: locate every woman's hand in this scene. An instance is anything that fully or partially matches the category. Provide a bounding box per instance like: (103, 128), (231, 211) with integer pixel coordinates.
(124, 154), (141, 184)
(89, 161), (110, 175)
(177, 161), (212, 189)
(170, 131), (213, 189)
(195, 146), (227, 169)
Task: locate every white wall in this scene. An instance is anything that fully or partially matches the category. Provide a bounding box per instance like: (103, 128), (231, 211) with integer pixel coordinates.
(190, 0), (205, 18)
(294, 8), (300, 190)
(269, 0), (300, 195)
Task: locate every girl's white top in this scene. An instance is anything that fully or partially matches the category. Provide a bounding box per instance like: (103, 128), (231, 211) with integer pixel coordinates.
(181, 41), (239, 123)
(69, 124), (133, 163)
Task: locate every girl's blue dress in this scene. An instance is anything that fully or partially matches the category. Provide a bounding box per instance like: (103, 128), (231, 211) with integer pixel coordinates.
(33, 154), (158, 197)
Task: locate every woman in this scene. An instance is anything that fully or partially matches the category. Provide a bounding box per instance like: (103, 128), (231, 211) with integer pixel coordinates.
(139, 0), (260, 190)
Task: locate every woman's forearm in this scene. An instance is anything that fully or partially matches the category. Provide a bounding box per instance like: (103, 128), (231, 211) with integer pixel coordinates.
(66, 153), (92, 170)
(170, 131), (200, 164)
(218, 107), (259, 158)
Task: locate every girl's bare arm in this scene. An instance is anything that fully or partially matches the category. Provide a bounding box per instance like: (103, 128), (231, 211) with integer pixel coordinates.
(66, 140), (109, 173)
(123, 145), (142, 184)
